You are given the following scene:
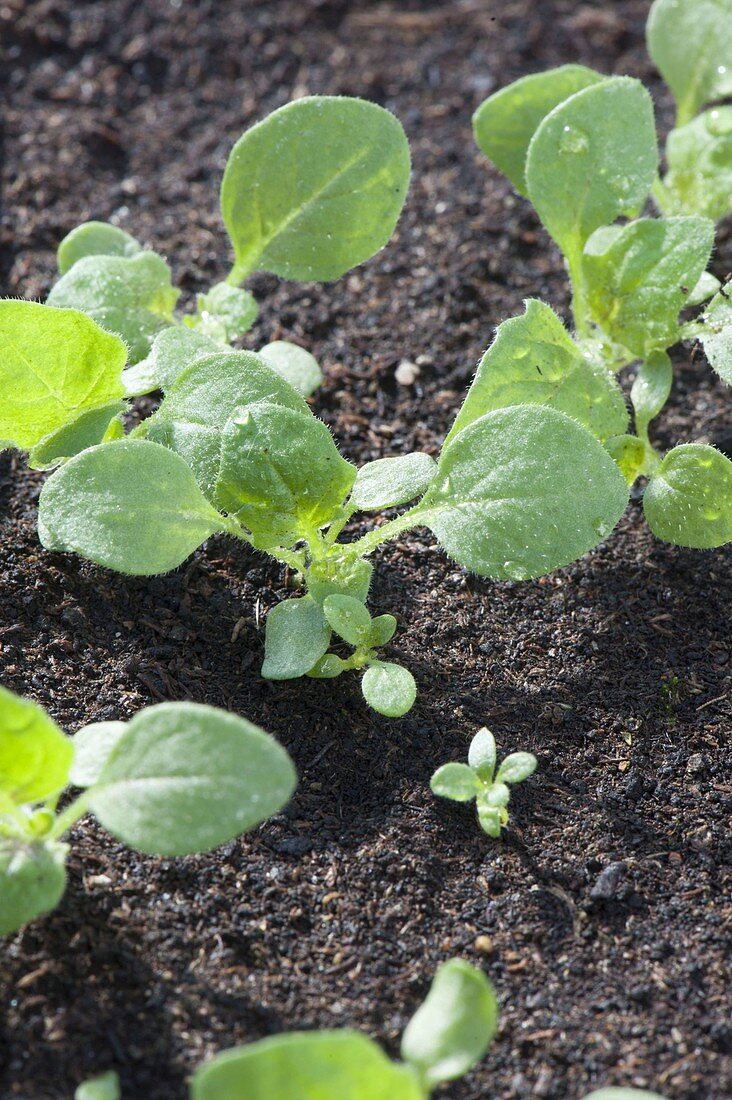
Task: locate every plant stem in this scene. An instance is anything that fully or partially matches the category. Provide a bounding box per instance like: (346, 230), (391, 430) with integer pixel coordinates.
(49, 792), (92, 840)
(567, 251), (590, 338)
(346, 506), (426, 558)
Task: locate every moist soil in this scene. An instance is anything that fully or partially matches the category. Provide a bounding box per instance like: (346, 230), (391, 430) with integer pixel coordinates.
(1, 1), (730, 1097)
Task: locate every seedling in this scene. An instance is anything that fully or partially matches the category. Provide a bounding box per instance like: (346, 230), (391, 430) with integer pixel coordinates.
(473, 19), (732, 550)
(45, 95), (411, 398)
(0, 686), (296, 936)
(431, 728), (537, 837)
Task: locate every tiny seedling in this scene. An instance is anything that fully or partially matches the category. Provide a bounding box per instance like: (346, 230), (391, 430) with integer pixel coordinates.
(431, 728), (537, 837)
(45, 95), (411, 399)
(0, 686), (296, 937)
(0, 298), (633, 716)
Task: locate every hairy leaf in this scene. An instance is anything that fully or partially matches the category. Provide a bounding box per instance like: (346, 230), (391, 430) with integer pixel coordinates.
(361, 663), (416, 717)
(58, 222), (142, 275)
(495, 752), (537, 784)
(259, 341), (323, 398)
(468, 727), (497, 782)
(606, 434), (647, 485)
(430, 763), (480, 802)
(631, 352), (673, 436)
(323, 595), (372, 647)
(0, 686), (73, 804)
(369, 613), (397, 648)
(643, 443), (732, 548)
(647, 0), (732, 124)
(0, 840), (68, 937)
(29, 401), (127, 470)
(699, 289), (732, 385)
(69, 722), (127, 788)
(188, 283), (259, 342)
(123, 327), (223, 396)
(665, 108), (732, 221)
(350, 452), (437, 511)
(262, 597), (332, 681)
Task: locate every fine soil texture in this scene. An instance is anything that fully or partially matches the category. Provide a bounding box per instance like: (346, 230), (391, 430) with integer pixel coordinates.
(1, 1), (730, 1098)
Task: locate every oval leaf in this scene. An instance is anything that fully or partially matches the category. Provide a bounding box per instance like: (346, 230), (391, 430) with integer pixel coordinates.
(259, 341), (323, 398)
(495, 752), (538, 785)
(643, 443), (732, 548)
(0, 686), (72, 804)
(361, 663), (416, 717)
(69, 722), (127, 788)
(58, 221), (142, 275)
(647, 0), (732, 124)
(468, 727), (497, 781)
(0, 840), (68, 936)
(351, 452), (438, 511)
(323, 595), (372, 647)
(75, 1072), (121, 1100)
(665, 108), (732, 221)
(262, 596), (332, 681)
(430, 762), (480, 803)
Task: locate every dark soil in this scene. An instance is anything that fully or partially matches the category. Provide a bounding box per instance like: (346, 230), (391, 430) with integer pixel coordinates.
(1, 1), (730, 1098)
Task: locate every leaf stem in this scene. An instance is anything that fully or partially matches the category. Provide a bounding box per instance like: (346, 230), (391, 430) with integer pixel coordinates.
(345, 506), (426, 558)
(49, 792), (92, 840)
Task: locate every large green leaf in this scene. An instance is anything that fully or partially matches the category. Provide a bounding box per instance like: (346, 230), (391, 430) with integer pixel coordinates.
(446, 299), (628, 445)
(525, 78), (657, 263)
(89, 702), (297, 856)
(0, 301), (126, 452)
(69, 722), (127, 788)
(665, 108), (732, 221)
(0, 840), (68, 937)
(419, 405), (629, 580)
(699, 289), (732, 385)
(584, 216), (715, 356)
(643, 443), (732, 548)
(262, 596), (332, 681)
(647, 0), (732, 125)
(215, 402), (356, 546)
(401, 960), (498, 1087)
(57, 221), (143, 275)
(191, 1030), (424, 1100)
(221, 96), (411, 282)
(38, 439), (227, 575)
(473, 65), (603, 196)
(0, 686), (72, 804)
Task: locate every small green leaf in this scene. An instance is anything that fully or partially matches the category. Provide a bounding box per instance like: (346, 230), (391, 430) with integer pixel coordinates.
(361, 663), (416, 717)
(401, 959), (498, 1087)
(526, 78), (657, 262)
(430, 763), (480, 803)
(307, 653), (348, 679)
(446, 300), (629, 445)
(191, 1030), (424, 1100)
(323, 594), (372, 647)
(477, 803), (504, 837)
(421, 405), (629, 580)
(467, 727), (497, 782)
(686, 270), (721, 309)
(0, 839), (68, 936)
(74, 1071), (121, 1100)
(483, 782), (510, 809)
(262, 596), (332, 681)
(38, 439), (227, 575)
(665, 108), (732, 221)
(583, 216), (715, 357)
(631, 352), (673, 437)
(188, 283), (259, 342)
(58, 222), (142, 275)
(89, 702), (297, 856)
(700, 288), (732, 385)
(369, 613), (397, 648)
(647, 0), (732, 124)
(308, 559), (373, 606)
(643, 443), (732, 548)
(28, 400), (128, 470)
(473, 65), (603, 195)
(221, 96), (411, 283)
(0, 301), (126, 452)
(215, 402), (356, 547)
(0, 686), (72, 805)
(605, 435), (647, 485)
(123, 327), (223, 396)
(69, 722), (127, 788)
(259, 341), (324, 398)
(350, 452), (438, 511)
(496, 752), (538, 784)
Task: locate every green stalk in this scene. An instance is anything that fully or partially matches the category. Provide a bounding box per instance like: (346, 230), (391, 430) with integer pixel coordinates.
(49, 791), (92, 841)
(346, 505), (426, 558)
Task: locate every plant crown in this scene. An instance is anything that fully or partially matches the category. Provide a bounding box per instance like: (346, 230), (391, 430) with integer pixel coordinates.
(0, 686), (296, 937)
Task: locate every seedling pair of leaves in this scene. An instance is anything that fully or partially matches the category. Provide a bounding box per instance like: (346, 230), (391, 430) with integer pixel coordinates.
(473, 32), (732, 549)
(1, 291), (634, 715)
(77, 960), (667, 1100)
(0, 686), (296, 937)
(431, 728), (537, 837)
(43, 94), (412, 402)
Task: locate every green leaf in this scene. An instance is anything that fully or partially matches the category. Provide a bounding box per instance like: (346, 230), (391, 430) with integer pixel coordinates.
(420, 405), (629, 580)
(221, 96), (411, 283)
(0, 686), (72, 805)
(699, 288), (732, 385)
(369, 613), (397, 648)
(0, 839), (68, 936)
(483, 782), (510, 809)
(47, 252), (179, 364)
(28, 400), (128, 470)
(647, 0), (732, 124)
(38, 439), (227, 575)
(430, 763), (480, 802)
(665, 108), (732, 221)
(74, 1071), (121, 1100)
(526, 78), (657, 262)
(584, 1092), (667, 1100)
(122, 327), (223, 396)
(467, 727), (496, 782)
(350, 452), (438, 511)
(631, 352), (673, 436)
(401, 959), (498, 1087)
(191, 1030), (424, 1100)
(145, 419), (224, 502)
(686, 270), (721, 309)
(259, 341), (323, 398)
(605, 434), (647, 485)
(307, 653), (348, 679)
(69, 722), (127, 788)
(58, 222), (142, 275)
(643, 443), (732, 548)
(89, 702), (297, 856)
(188, 282), (259, 342)
(0, 301), (126, 452)
(323, 595), (372, 647)
(584, 216), (715, 357)
(262, 596), (332, 681)
(308, 559), (373, 606)
(476, 804), (503, 837)
(215, 403), (356, 547)
(473, 65), (603, 196)
(446, 300), (629, 446)
(361, 663), (416, 717)
(496, 752), (537, 784)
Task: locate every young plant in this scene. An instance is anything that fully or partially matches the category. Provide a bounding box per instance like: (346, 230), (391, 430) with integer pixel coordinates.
(1, 298), (633, 716)
(0, 686), (296, 937)
(431, 728), (537, 837)
(473, 63), (732, 550)
(45, 95), (411, 399)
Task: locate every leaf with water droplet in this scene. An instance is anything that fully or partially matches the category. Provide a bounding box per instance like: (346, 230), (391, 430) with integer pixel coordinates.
(664, 107), (732, 222)
(644, 443), (732, 547)
(647, 0), (732, 124)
